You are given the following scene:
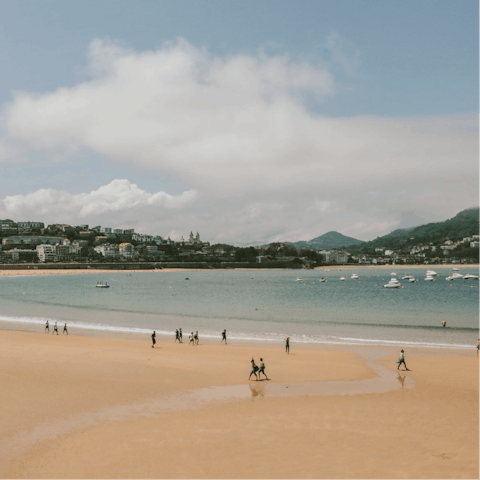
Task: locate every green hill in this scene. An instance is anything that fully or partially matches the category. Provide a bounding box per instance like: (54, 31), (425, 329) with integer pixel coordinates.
(349, 207), (479, 254)
(293, 231), (364, 250)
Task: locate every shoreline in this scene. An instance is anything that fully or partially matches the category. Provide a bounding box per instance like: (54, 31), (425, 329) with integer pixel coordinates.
(0, 329), (477, 478)
(1, 263), (478, 277)
(0, 320), (475, 355)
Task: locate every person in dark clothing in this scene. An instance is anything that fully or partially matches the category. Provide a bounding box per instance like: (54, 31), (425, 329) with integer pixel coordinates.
(45, 321), (49, 333)
(63, 323), (68, 335)
(179, 328), (183, 342)
(189, 332), (194, 345)
(194, 331), (199, 345)
(249, 357), (259, 380)
(221, 329), (227, 344)
(151, 331), (156, 348)
(175, 329), (180, 343)
(52, 322), (58, 335)
(396, 349), (408, 370)
(285, 337), (290, 354)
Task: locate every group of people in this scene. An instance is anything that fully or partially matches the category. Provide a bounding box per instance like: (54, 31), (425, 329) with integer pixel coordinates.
(151, 329), (229, 348)
(45, 320), (68, 335)
(249, 357), (269, 381)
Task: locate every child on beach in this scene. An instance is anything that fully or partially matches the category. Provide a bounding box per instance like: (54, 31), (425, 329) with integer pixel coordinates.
(258, 358), (269, 380)
(52, 322), (58, 335)
(63, 323), (68, 334)
(249, 358), (259, 380)
(221, 329), (227, 344)
(151, 331), (156, 348)
(396, 349), (408, 370)
(45, 321), (49, 333)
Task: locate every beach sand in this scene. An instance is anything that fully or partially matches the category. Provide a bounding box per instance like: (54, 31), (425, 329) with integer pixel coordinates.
(0, 329), (477, 478)
(0, 264), (478, 277)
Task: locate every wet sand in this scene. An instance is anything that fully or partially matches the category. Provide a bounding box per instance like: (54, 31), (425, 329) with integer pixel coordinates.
(0, 329), (477, 478)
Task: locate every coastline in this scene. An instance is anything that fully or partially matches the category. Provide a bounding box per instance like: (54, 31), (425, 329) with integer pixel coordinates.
(0, 329), (477, 478)
(1, 263), (478, 277)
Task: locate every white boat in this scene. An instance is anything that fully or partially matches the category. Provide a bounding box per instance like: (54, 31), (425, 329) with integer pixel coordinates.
(401, 275), (414, 280)
(426, 270), (438, 276)
(95, 281), (109, 288)
(350, 274), (359, 279)
(446, 273), (464, 281)
(340, 277), (346, 281)
(295, 277), (304, 282)
(463, 274), (479, 280)
(384, 282), (400, 288)
(390, 272), (397, 276)
(408, 278), (416, 283)
(452, 267), (459, 271)
(319, 278), (327, 282)
(424, 276), (435, 281)
(389, 278), (400, 284)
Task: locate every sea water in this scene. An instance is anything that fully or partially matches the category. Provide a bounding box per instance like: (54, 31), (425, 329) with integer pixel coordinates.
(0, 267), (478, 349)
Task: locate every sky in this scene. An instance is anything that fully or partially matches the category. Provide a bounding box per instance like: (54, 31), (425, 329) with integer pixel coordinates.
(0, 0), (478, 245)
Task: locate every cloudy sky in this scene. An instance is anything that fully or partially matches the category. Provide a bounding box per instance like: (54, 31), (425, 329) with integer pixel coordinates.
(0, 1), (478, 245)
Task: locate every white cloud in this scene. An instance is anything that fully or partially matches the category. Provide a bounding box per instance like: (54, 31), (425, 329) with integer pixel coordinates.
(0, 38), (477, 243)
(0, 179), (197, 220)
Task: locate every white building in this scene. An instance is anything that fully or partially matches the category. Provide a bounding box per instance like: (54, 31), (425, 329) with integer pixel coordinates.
(119, 243), (134, 258)
(36, 244), (57, 262)
(94, 244), (119, 258)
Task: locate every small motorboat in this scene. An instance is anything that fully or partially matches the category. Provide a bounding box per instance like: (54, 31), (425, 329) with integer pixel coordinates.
(426, 270), (438, 276)
(408, 278), (416, 283)
(424, 276), (435, 281)
(350, 274), (359, 279)
(463, 274), (479, 280)
(452, 267), (459, 271)
(384, 282), (400, 288)
(390, 272), (397, 276)
(319, 278), (327, 282)
(401, 275), (414, 280)
(95, 281), (109, 288)
(295, 277), (304, 282)
(340, 277), (346, 281)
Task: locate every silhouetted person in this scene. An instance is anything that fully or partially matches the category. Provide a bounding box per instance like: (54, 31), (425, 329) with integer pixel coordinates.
(396, 349), (408, 370)
(151, 331), (156, 348)
(189, 332), (194, 345)
(63, 323), (68, 334)
(45, 321), (49, 333)
(194, 331), (199, 345)
(258, 358), (269, 380)
(179, 328), (183, 342)
(221, 329), (227, 344)
(52, 322), (58, 335)
(249, 357), (258, 380)
(285, 337), (290, 354)
(175, 329), (180, 343)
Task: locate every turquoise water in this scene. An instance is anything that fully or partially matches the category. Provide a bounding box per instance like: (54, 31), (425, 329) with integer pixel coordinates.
(0, 267), (478, 349)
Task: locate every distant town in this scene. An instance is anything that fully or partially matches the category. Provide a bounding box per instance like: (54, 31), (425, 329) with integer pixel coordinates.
(0, 217), (478, 269)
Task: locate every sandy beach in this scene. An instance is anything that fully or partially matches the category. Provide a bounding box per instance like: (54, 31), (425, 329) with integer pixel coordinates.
(0, 329), (477, 479)
(0, 264), (478, 277)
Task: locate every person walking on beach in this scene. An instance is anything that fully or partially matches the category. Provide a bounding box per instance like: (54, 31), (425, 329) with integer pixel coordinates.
(45, 320), (49, 333)
(258, 358), (269, 380)
(189, 332), (194, 345)
(179, 328), (183, 342)
(249, 357), (259, 380)
(285, 337), (290, 354)
(442, 320), (446, 328)
(221, 329), (227, 344)
(476, 338), (479, 355)
(396, 349), (408, 370)
(151, 331), (156, 348)
(63, 323), (68, 335)
(52, 322), (58, 335)
(175, 329), (180, 343)
(194, 331), (199, 345)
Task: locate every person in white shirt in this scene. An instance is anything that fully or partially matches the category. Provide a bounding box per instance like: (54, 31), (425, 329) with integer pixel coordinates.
(258, 358), (269, 380)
